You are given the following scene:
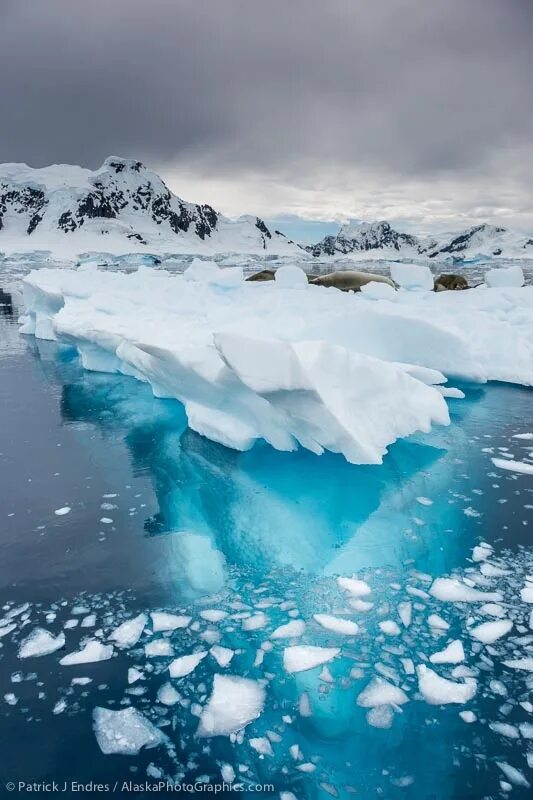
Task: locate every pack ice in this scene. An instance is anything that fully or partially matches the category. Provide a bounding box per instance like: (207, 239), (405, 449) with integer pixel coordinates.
(20, 263), (533, 463)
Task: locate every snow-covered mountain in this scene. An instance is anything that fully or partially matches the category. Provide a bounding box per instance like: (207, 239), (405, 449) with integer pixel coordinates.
(0, 157), (299, 258)
(310, 220), (533, 262)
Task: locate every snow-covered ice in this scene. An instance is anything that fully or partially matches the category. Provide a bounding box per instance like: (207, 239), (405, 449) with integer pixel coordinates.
(197, 675), (265, 737)
(337, 577), (371, 597)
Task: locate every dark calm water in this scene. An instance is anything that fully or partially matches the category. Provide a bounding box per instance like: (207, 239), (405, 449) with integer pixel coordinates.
(1, 277), (533, 800)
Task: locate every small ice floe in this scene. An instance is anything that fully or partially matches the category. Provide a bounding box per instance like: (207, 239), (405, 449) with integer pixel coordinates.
(168, 652), (207, 678)
(491, 457), (533, 475)
(145, 639), (174, 658)
(53, 699), (66, 715)
(356, 677), (409, 708)
(93, 707), (167, 755)
(348, 599), (374, 612)
(0, 623), (17, 638)
(81, 614), (96, 628)
(210, 645), (234, 668)
(199, 610), (228, 623)
(151, 612), (191, 632)
(496, 762), (530, 789)
(429, 640), (465, 665)
(479, 603), (505, 618)
(221, 764), (235, 784)
(519, 722), (533, 739)
(71, 677), (92, 686)
(479, 562), (509, 577)
(459, 710), (476, 723)
(503, 658), (533, 672)
(337, 577), (371, 597)
(242, 613), (268, 631)
(520, 585), (533, 603)
(197, 675), (265, 737)
(270, 619), (306, 639)
(430, 577), (502, 603)
(18, 628), (66, 658)
(428, 614), (450, 631)
(489, 722), (519, 739)
(60, 640), (113, 666)
(157, 682), (181, 706)
(4, 693), (18, 706)
(398, 602), (412, 628)
(313, 614), (359, 636)
(283, 645), (340, 674)
(128, 668), (143, 685)
(472, 543), (493, 562)
(379, 620), (401, 636)
(416, 497), (433, 507)
(249, 737), (274, 757)
(416, 665), (477, 704)
(108, 613), (147, 648)
(54, 507), (71, 516)
(366, 706), (395, 729)
(513, 433), (533, 440)
(470, 619), (512, 644)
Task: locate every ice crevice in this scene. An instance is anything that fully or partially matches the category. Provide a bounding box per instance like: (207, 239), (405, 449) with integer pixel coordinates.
(19, 262), (533, 464)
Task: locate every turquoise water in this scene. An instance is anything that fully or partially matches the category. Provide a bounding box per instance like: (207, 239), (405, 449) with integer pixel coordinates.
(1, 295), (533, 799)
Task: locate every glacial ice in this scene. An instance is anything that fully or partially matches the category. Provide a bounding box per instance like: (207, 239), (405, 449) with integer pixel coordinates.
(108, 613), (147, 648)
(270, 619), (306, 639)
(469, 619), (512, 644)
(168, 651), (207, 678)
(429, 640), (465, 664)
(356, 677), (409, 707)
(197, 675), (266, 737)
(92, 707), (166, 755)
(60, 640), (113, 665)
(337, 577), (372, 597)
(429, 577), (502, 603)
(417, 665), (477, 705)
(151, 611), (191, 631)
(283, 645), (340, 673)
(491, 457), (533, 475)
(313, 614), (359, 636)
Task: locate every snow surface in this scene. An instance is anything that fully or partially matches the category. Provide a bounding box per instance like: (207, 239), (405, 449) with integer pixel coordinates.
(196, 675), (265, 737)
(21, 265), (533, 464)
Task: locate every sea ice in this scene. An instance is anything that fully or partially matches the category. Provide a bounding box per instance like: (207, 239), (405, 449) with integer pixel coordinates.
(356, 677), (409, 707)
(417, 665), (477, 704)
(491, 457), (533, 475)
(197, 675), (265, 737)
(151, 612), (191, 631)
(60, 640), (113, 665)
(168, 651), (207, 678)
(108, 613), (147, 648)
(93, 706), (166, 755)
(496, 762), (530, 789)
(157, 682), (181, 706)
(379, 620), (401, 636)
(469, 619), (512, 644)
(428, 614), (450, 631)
(429, 640), (465, 664)
(485, 266), (524, 288)
(337, 577), (371, 597)
(18, 628), (66, 659)
(313, 614), (359, 636)
(249, 737), (274, 756)
(283, 645), (340, 674)
(145, 639), (174, 658)
(210, 645), (234, 668)
(270, 619), (306, 639)
(429, 577), (502, 603)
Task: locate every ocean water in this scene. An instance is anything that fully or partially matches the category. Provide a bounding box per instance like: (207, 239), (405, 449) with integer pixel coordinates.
(1, 280), (533, 799)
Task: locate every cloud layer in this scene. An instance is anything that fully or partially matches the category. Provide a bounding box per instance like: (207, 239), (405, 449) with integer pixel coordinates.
(1, 0), (532, 227)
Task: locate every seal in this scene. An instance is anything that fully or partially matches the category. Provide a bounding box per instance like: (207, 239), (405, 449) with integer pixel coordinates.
(434, 274), (469, 292)
(245, 269), (276, 282)
(309, 270), (396, 291)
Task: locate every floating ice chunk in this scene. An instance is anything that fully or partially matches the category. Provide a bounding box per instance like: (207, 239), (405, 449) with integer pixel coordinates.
(60, 640), (113, 665)
(210, 645), (234, 668)
(128, 668), (143, 685)
(242, 613), (268, 631)
(416, 665), (477, 705)
(485, 266), (524, 288)
(197, 675), (265, 737)
(428, 614), (450, 631)
(489, 722), (519, 739)
(513, 432), (533, 440)
(349, 599), (374, 612)
(521, 586), (533, 603)
(479, 603), (505, 618)
(489, 680), (507, 696)
(221, 764), (235, 784)
(429, 640), (465, 665)
(71, 677), (92, 686)
(274, 265), (308, 289)
(81, 614), (96, 628)
(356, 677), (409, 708)
(151, 612), (191, 632)
(491, 457), (533, 475)
(503, 658), (533, 672)
(459, 710), (476, 723)
(416, 496), (433, 507)
(430, 577), (502, 603)
(313, 614), (359, 636)
(437, 387), (464, 399)
(470, 619), (512, 644)
(283, 645), (340, 674)
(54, 506), (71, 516)
(4, 693), (17, 705)
(398, 602), (412, 627)
(270, 619), (306, 639)
(249, 736), (274, 756)
(480, 562), (508, 578)
(519, 722), (533, 739)
(93, 707), (166, 755)
(390, 263), (433, 291)
(108, 613), (147, 648)
(496, 762), (530, 789)
(168, 651), (207, 679)
(18, 628), (66, 659)
(145, 639), (174, 658)
(337, 577), (371, 597)
(53, 699), (66, 715)
(157, 682), (181, 706)
(0, 623), (16, 639)
(472, 543), (493, 562)
(199, 610), (228, 623)
(379, 620), (401, 636)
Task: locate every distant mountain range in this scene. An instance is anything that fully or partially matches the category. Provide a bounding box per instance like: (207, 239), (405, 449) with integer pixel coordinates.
(0, 157), (296, 257)
(1, 157), (532, 262)
(309, 220), (533, 261)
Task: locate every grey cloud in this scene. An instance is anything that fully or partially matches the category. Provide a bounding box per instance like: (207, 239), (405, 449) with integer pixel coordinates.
(0, 0), (532, 188)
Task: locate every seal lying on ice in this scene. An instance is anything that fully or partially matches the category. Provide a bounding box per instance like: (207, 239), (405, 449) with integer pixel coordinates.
(434, 274), (469, 291)
(245, 269), (277, 282)
(309, 270), (396, 292)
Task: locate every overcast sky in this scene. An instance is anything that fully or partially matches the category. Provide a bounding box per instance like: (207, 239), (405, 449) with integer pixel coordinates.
(1, 0), (532, 231)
